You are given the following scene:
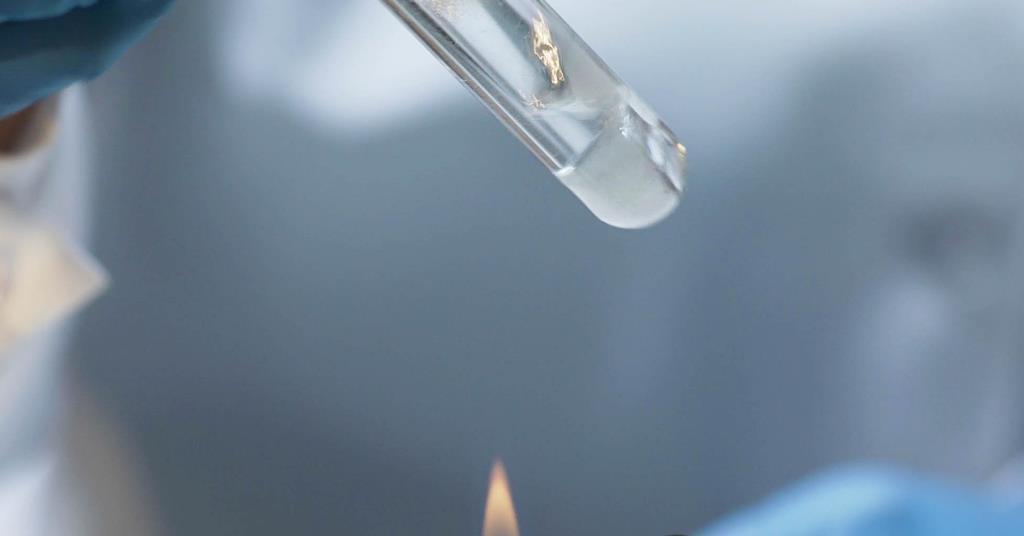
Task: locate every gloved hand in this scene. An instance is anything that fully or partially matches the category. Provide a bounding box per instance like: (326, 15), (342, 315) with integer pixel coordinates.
(701, 465), (1024, 536)
(0, 0), (173, 116)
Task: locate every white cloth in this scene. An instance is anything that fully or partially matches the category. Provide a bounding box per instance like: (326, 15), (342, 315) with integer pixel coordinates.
(0, 89), (124, 536)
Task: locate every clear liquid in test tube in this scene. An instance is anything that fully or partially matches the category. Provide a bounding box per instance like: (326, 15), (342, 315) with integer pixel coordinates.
(382, 0), (687, 229)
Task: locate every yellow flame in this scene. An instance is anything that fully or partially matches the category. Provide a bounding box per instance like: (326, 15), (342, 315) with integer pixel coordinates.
(482, 460), (520, 536)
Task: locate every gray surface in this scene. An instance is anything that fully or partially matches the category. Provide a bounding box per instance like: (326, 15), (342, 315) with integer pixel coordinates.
(73, 2), (1024, 534)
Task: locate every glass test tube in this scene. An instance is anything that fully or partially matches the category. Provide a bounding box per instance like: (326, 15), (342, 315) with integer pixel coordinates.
(381, 0), (687, 229)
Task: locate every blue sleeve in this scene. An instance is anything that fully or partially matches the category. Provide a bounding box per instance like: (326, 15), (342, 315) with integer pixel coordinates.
(0, 0), (174, 116)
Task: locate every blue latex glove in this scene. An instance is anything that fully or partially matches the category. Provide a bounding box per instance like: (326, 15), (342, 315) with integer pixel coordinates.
(0, 0), (173, 116)
(702, 465), (1024, 536)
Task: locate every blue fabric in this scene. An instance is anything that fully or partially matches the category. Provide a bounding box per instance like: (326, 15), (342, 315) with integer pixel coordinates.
(0, 0), (173, 116)
(702, 465), (1024, 536)
(0, 0), (98, 23)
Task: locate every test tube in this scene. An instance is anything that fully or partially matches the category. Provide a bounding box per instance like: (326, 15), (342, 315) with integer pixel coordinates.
(382, 0), (687, 229)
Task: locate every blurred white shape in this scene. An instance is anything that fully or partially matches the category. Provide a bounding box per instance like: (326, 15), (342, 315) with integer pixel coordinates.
(0, 221), (107, 351)
(218, 0), (463, 135)
(0, 457), (59, 535)
(287, 1), (465, 131)
(215, 0), (947, 141)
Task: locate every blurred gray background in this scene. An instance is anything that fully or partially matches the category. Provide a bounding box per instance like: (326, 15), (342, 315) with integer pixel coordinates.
(68, 0), (1024, 534)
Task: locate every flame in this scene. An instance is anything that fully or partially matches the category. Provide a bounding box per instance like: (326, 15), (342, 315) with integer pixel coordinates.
(482, 460), (520, 536)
